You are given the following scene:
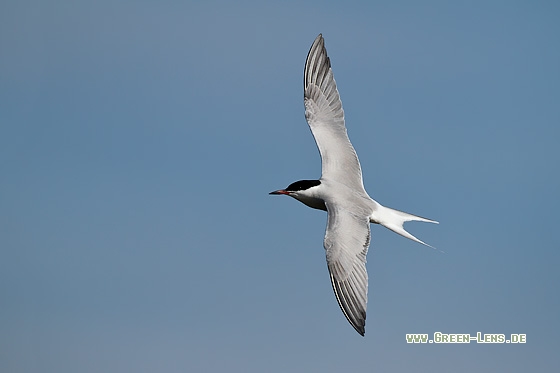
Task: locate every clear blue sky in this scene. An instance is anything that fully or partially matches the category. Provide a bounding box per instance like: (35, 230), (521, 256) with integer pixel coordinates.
(1, 1), (559, 372)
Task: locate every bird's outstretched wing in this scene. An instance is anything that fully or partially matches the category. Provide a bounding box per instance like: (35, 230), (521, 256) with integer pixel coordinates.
(324, 201), (370, 336)
(304, 34), (365, 192)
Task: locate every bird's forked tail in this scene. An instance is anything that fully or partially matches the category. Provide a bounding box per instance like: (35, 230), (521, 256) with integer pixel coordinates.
(370, 204), (438, 248)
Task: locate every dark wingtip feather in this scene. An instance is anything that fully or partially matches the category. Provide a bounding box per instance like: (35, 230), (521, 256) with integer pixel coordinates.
(304, 34), (332, 92)
(329, 272), (367, 336)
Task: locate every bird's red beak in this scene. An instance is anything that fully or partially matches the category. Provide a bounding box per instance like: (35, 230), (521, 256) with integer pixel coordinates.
(269, 189), (289, 195)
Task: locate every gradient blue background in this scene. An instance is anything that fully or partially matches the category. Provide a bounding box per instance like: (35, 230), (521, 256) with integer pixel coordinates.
(1, 1), (559, 371)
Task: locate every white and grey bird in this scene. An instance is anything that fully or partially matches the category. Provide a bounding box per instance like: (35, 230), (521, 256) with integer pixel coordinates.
(270, 34), (438, 336)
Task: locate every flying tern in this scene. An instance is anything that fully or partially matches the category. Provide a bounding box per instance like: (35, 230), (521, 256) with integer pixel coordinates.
(270, 34), (438, 336)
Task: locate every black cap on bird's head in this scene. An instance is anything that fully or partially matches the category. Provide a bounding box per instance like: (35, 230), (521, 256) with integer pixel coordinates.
(269, 180), (321, 195)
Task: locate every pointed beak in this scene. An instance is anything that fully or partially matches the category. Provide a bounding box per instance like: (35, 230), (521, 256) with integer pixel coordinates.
(269, 189), (289, 195)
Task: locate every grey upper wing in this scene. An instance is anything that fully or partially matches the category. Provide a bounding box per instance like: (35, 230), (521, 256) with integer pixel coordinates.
(324, 201), (370, 336)
(304, 34), (365, 192)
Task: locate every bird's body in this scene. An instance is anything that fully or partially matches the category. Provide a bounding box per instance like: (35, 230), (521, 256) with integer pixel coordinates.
(270, 34), (437, 336)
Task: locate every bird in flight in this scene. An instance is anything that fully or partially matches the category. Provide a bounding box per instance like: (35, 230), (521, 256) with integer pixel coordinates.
(270, 34), (438, 336)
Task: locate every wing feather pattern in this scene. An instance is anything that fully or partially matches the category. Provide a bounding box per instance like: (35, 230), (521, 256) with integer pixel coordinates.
(324, 201), (370, 336)
(304, 34), (365, 192)
(305, 34), (372, 336)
